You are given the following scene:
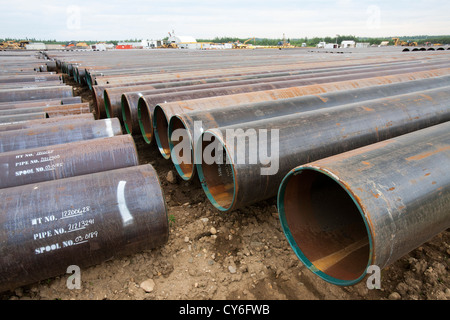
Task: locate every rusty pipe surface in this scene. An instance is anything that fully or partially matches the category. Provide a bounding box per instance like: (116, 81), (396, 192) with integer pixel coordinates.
(93, 59), (419, 115)
(105, 59), (450, 121)
(0, 86), (73, 103)
(87, 54), (448, 91)
(112, 59), (450, 126)
(0, 164), (168, 293)
(0, 103), (90, 118)
(43, 104), (90, 118)
(0, 74), (61, 84)
(0, 134), (139, 189)
(0, 113), (47, 124)
(0, 118), (122, 153)
(277, 121), (450, 286)
(0, 113), (95, 132)
(0, 81), (63, 90)
(0, 97), (82, 111)
(91, 55), (438, 87)
(168, 75), (450, 181)
(150, 67), (450, 158)
(196, 86), (450, 213)
(121, 92), (144, 135)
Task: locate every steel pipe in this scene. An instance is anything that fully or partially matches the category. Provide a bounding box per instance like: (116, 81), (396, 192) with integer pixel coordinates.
(0, 74), (61, 84)
(0, 81), (63, 90)
(195, 86), (450, 212)
(0, 97), (82, 111)
(121, 92), (144, 134)
(98, 60), (418, 118)
(168, 75), (450, 181)
(0, 118), (122, 153)
(277, 121), (450, 286)
(0, 164), (168, 293)
(0, 113), (94, 132)
(115, 59), (450, 134)
(148, 67), (450, 158)
(0, 134), (139, 189)
(0, 97), (82, 109)
(0, 103), (90, 118)
(0, 113), (47, 124)
(0, 86), (73, 103)
(45, 60), (57, 72)
(92, 55), (434, 87)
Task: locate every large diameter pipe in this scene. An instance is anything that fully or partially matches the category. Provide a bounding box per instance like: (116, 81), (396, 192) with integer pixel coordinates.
(45, 60), (57, 72)
(168, 76), (450, 181)
(87, 56), (446, 90)
(106, 60), (450, 121)
(149, 67), (450, 158)
(0, 74), (61, 84)
(0, 164), (168, 293)
(0, 113), (95, 132)
(0, 86), (73, 103)
(93, 84), (156, 120)
(0, 134), (139, 189)
(0, 103), (90, 118)
(195, 86), (450, 212)
(92, 56), (431, 87)
(121, 92), (144, 134)
(0, 113), (48, 124)
(104, 85), (159, 119)
(0, 118), (122, 153)
(0, 97), (82, 111)
(277, 122), (450, 286)
(150, 64), (450, 155)
(97, 60), (417, 118)
(119, 60), (450, 135)
(0, 81), (63, 90)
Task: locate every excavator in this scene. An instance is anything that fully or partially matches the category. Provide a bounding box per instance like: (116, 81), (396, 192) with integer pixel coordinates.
(233, 37), (255, 49)
(392, 38), (417, 47)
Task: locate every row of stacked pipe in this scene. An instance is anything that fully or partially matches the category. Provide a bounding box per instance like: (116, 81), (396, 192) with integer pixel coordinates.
(0, 51), (168, 292)
(1, 46), (449, 291)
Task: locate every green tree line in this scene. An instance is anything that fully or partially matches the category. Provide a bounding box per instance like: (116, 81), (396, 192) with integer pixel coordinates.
(2, 35), (449, 47)
(196, 35), (450, 46)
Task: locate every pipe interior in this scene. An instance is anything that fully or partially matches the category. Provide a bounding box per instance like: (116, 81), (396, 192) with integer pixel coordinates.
(282, 169), (370, 283)
(200, 132), (235, 210)
(138, 99), (153, 144)
(92, 89), (101, 119)
(104, 91), (112, 118)
(154, 106), (171, 158)
(121, 95), (133, 134)
(169, 116), (194, 179)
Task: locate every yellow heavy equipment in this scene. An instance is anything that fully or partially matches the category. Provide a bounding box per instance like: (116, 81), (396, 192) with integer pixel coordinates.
(0, 41), (22, 50)
(1, 40), (30, 49)
(392, 38), (417, 46)
(158, 42), (178, 49)
(277, 34), (295, 49)
(233, 37), (255, 49)
(76, 42), (89, 49)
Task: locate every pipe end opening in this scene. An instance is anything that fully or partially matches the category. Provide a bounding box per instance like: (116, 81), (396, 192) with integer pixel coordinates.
(153, 105), (171, 159)
(137, 98), (153, 144)
(278, 168), (372, 285)
(197, 131), (235, 211)
(169, 116), (194, 180)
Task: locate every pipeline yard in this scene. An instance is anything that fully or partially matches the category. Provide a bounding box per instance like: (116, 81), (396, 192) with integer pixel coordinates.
(0, 46), (449, 301)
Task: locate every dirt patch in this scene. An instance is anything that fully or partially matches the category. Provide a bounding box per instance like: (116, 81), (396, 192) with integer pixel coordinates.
(1, 78), (449, 301)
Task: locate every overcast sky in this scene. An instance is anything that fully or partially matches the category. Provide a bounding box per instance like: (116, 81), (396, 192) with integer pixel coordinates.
(1, 0), (449, 41)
